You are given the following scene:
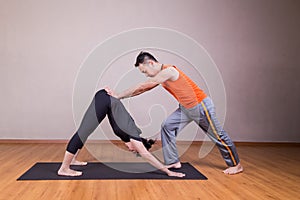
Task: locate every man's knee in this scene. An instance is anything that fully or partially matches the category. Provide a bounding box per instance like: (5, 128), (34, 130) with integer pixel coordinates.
(161, 119), (178, 132)
(161, 119), (169, 130)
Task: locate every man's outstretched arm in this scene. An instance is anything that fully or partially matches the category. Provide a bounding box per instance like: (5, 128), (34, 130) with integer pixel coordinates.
(106, 67), (177, 99)
(115, 81), (159, 99)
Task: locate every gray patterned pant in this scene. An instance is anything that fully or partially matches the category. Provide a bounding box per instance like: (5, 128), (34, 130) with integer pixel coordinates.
(161, 97), (240, 167)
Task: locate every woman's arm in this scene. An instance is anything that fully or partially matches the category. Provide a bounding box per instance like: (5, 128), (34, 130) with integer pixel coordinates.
(130, 139), (185, 177)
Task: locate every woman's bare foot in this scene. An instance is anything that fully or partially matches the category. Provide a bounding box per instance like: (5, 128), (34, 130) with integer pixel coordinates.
(70, 159), (87, 166)
(166, 162), (182, 169)
(223, 163), (243, 175)
(57, 167), (82, 176)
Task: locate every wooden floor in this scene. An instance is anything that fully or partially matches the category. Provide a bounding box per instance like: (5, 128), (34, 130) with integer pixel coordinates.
(0, 142), (299, 200)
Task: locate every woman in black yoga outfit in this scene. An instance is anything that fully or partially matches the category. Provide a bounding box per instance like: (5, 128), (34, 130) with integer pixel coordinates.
(57, 89), (185, 177)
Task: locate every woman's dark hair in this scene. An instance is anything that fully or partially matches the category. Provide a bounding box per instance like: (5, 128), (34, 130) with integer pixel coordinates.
(134, 51), (158, 67)
(136, 138), (156, 157)
(141, 138), (156, 150)
(135, 138), (156, 157)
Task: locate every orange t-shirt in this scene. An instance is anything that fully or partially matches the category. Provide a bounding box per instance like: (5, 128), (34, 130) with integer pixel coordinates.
(161, 65), (207, 109)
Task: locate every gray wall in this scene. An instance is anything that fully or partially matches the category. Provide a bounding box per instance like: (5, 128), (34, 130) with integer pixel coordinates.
(0, 0), (299, 142)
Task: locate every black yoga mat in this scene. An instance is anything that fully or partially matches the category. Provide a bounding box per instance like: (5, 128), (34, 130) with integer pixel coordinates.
(17, 162), (207, 180)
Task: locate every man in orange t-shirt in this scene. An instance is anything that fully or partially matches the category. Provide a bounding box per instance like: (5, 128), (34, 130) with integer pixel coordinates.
(107, 51), (243, 175)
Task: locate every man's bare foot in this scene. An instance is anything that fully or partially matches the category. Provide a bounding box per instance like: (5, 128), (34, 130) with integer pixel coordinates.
(223, 163), (243, 175)
(70, 160), (88, 166)
(57, 168), (82, 176)
(167, 170), (185, 178)
(166, 162), (182, 169)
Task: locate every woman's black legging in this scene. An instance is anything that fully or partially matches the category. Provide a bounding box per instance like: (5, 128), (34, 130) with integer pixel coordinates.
(66, 90), (142, 154)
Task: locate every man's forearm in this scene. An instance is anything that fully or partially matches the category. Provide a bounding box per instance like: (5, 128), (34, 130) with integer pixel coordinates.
(116, 86), (141, 99)
(116, 82), (158, 99)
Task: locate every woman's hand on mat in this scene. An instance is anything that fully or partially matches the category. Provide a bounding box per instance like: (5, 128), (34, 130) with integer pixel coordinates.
(166, 170), (185, 178)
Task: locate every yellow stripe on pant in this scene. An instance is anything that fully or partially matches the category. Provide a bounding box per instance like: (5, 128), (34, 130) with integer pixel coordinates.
(201, 102), (237, 166)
